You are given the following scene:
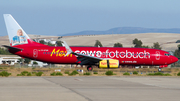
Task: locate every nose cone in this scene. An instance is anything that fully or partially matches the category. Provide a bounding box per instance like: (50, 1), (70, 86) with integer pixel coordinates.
(172, 56), (178, 63)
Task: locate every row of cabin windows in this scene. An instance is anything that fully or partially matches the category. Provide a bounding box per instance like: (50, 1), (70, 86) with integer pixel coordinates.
(43, 52), (65, 54)
(43, 52), (150, 56)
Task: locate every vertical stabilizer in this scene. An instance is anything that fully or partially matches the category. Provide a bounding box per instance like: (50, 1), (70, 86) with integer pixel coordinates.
(4, 14), (31, 46)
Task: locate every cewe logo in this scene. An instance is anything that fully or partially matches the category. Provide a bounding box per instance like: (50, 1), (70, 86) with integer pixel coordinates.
(75, 49), (151, 59)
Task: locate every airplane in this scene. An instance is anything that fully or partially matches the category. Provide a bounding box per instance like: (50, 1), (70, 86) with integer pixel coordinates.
(3, 14), (178, 71)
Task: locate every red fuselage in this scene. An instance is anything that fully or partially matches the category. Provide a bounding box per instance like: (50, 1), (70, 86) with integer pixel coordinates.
(4, 14), (178, 69)
(10, 43), (178, 66)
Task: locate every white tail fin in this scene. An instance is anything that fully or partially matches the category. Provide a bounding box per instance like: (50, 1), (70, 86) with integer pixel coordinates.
(4, 14), (30, 46)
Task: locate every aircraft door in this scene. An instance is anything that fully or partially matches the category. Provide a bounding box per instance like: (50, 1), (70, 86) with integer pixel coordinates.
(156, 51), (160, 60)
(33, 49), (38, 58)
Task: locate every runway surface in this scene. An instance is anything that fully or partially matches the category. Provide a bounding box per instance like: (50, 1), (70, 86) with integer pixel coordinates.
(0, 76), (180, 101)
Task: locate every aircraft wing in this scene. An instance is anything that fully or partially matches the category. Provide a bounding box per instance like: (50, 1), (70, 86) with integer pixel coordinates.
(62, 41), (103, 65)
(73, 52), (103, 65)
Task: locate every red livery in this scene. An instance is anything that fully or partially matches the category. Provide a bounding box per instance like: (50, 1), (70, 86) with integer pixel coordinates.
(3, 14), (178, 71)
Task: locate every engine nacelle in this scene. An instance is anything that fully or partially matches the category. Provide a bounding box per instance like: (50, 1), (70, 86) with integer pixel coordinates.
(99, 59), (119, 68)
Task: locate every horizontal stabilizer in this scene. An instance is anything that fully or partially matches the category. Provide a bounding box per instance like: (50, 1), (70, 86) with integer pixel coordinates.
(2, 45), (23, 51)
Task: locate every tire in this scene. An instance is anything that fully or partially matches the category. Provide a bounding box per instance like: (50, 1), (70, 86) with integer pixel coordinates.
(158, 68), (161, 72)
(87, 65), (93, 71)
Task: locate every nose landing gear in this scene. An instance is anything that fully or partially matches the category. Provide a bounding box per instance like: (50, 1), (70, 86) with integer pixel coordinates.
(158, 67), (162, 72)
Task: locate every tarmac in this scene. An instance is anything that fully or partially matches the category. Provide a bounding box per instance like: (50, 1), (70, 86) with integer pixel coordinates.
(0, 76), (180, 101)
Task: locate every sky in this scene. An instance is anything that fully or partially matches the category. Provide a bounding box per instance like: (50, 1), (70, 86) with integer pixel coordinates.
(1, 0), (180, 36)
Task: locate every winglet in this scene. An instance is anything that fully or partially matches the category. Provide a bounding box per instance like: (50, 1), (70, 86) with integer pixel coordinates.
(61, 41), (73, 57)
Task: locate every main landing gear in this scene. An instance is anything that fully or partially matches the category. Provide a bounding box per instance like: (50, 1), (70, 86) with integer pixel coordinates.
(87, 65), (93, 71)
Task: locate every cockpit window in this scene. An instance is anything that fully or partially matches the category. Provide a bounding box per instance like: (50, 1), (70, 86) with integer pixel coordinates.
(164, 53), (171, 56)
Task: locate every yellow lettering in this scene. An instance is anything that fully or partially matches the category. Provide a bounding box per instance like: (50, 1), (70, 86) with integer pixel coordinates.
(50, 48), (56, 56)
(59, 51), (64, 57)
(64, 51), (72, 57)
(50, 48), (60, 56)
(66, 54), (72, 57)
(56, 50), (60, 56)
(50, 49), (72, 57)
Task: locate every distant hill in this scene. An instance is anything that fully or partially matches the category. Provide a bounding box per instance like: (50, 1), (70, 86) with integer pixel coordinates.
(62, 27), (180, 36)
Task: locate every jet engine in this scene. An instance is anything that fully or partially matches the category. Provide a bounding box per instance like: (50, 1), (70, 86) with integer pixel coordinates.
(99, 59), (119, 68)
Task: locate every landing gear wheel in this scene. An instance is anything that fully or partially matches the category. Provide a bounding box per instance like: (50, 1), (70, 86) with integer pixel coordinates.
(87, 65), (93, 71)
(158, 68), (162, 72)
